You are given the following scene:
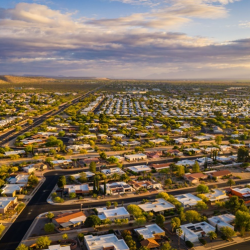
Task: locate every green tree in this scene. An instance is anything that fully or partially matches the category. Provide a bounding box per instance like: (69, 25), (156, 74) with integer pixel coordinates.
(139, 247), (150, 250)
(165, 178), (172, 186)
(89, 161), (96, 172)
(160, 242), (177, 250)
(207, 231), (217, 242)
(78, 172), (87, 183)
(171, 217), (181, 232)
(99, 152), (107, 160)
(235, 210), (250, 236)
(176, 165), (185, 177)
(16, 244), (29, 250)
(78, 232), (84, 241)
(237, 147), (249, 162)
(227, 179), (235, 187)
(106, 201), (111, 208)
(62, 233), (68, 239)
(220, 226), (235, 240)
(44, 223), (55, 233)
(46, 212), (54, 222)
(156, 214), (165, 227)
(192, 161), (200, 173)
(113, 201), (118, 207)
(156, 192), (169, 200)
(58, 130), (66, 137)
(215, 135), (223, 145)
(185, 210), (201, 223)
(135, 216), (147, 226)
(197, 184), (209, 193)
(36, 236), (52, 249)
(28, 174), (39, 187)
(57, 175), (66, 188)
(196, 201), (208, 210)
(0, 224), (5, 236)
(225, 196), (248, 214)
(127, 204), (142, 218)
(69, 192), (76, 199)
(84, 215), (101, 228)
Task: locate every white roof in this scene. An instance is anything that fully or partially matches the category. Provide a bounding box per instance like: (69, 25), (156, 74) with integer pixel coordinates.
(8, 174), (29, 184)
(124, 153), (147, 159)
(64, 184), (89, 193)
(175, 193), (201, 207)
(0, 197), (17, 209)
(5, 150), (25, 156)
(180, 222), (215, 240)
(97, 207), (129, 220)
(101, 168), (125, 175)
(69, 215), (87, 224)
(232, 187), (250, 196)
(85, 234), (129, 250)
(208, 214), (235, 230)
(51, 159), (72, 164)
(127, 165), (151, 173)
(2, 184), (24, 194)
(134, 224), (164, 239)
(139, 198), (175, 212)
(48, 245), (70, 250)
(204, 189), (228, 201)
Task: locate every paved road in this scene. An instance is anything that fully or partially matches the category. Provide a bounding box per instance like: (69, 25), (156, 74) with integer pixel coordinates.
(0, 87), (101, 147)
(220, 241), (250, 250)
(1, 169), (250, 250)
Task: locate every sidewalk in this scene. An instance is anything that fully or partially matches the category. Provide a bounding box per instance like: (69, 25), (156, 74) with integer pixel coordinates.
(194, 236), (250, 250)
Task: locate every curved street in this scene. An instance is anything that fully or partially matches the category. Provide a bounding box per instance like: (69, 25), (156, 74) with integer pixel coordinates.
(1, 170), (250, 250)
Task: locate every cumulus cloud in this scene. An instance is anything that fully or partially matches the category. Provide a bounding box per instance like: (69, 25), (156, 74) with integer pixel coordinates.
(239, 21), (250, 28)
(0, 2), (248, 78)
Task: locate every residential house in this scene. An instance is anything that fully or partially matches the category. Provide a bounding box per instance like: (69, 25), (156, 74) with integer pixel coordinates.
(230, 187), (250, 203)
(0, 197), (18, 214)
(175, 193), (202, 208)
(53, 211), (87, 228)
(84, 234), (129, 250)
(138, 198), (175, 213)
(64, 184), (90, 195)
(208, 170), (231, 179)
(129, 180), (162, 190)
(124, 153), (147, 162)
(96, 207), (130, 221)
(204, 189), (229, 204)
(8, 174), (29, 185)
(101, 168), (125, 176)
(100, 182), (133, 195)
(208, 214), (235, 231)
(184, 173), (208, 184)
(180, 222), (215, 243)
(1, 184), (24, 197)
(150, 163), (170, 171)
(127, 165), (151, 173)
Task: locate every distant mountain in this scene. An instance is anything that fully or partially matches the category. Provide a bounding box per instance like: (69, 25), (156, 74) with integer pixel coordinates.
(0, 75), (55, 84)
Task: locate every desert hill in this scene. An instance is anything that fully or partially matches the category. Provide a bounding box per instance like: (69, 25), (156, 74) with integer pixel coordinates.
(0, 75), (55, 84)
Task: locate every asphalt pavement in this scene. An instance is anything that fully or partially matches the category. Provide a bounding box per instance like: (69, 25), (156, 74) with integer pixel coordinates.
(1, 169), (250, 250)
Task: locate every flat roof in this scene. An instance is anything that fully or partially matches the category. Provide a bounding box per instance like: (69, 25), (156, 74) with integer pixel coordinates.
(85, 234), (129, 250)
(135, 224), (164, 239)
(2, 184), (24, 194)
(0, 197), (16, 209)
(127, 165), (151, 172)
(97, 207), (129, 220)
(175, 193), (201, 206)
(138, 198), (175, 212)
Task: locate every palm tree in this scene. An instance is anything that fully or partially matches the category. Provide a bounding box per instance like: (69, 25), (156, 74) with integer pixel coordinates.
(176, 227), (183, 250)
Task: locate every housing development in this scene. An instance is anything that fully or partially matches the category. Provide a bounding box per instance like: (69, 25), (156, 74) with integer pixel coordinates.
(1, 79), (250, 250)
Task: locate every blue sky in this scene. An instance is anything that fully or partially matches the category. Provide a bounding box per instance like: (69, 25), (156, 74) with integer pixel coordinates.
(0, 0), (250, 78)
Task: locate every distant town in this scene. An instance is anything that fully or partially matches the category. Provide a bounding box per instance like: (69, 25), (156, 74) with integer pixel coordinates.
(1, 79), (250, 250)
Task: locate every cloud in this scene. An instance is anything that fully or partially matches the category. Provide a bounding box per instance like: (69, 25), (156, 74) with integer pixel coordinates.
(0, 2), (248, 79)
(239, 21), (250, 28)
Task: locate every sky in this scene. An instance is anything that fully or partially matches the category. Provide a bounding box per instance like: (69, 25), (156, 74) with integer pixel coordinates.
(0, 0), (250, 79)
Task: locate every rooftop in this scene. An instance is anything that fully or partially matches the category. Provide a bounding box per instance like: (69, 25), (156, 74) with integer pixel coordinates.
(135, 224), (165, 239)
(85, 234), (129, 250)
(138, 198), (175, 212)
(97, 207), (129, 220)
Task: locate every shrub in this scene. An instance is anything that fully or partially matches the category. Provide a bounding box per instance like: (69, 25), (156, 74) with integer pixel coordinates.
(199, 238), (206, 245)
(185, 241), (194, 248)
